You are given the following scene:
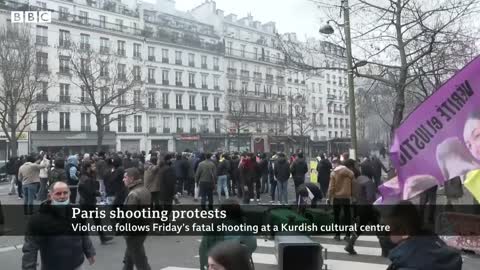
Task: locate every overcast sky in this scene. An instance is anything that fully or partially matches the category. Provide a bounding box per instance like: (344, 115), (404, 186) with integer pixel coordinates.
(162, 0), (329, 40)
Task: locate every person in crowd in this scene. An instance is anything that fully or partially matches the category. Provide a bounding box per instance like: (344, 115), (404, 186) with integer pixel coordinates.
(230, 153), (240, 198)
(222, 153), (233, 198)
(371, 156), (388, 187)
(217, 153), (231, 202)
(22, 181), (96, 270)
(268, 154), (278, 203)
(199, 199), (256, 270)
(78, 161), (113, 245)
(105, 156), (127, 207)
(250, 153), (262, 202)
(258, 153), (269, 194)
(316, 154), (333, 198)
(297, 182), (323, 213)
(66, 155), (80, 204)
(16, 156), (25, 199)
(328, 158), (354, 241)
(238, 153), (253, 204)
(37, 153), (50, 202)
(122, 168), (152, 270)
(144, 155), (161, 209)
(207, 241), (254, 270)
(183, 153), (195, 197)
(345, 162), (378, 255)
(174, 153), (188, 197)
(274, 153), (290, 205)
(290, 152), (309, 202)
(95, 152), (109, 202)
(18, 155), (47, 215)
(49, 158), (67, 186)
(6, 156), (17, 196)
(385, 201), (462, 270)
(158, 154), (177, 213)
(196, 153), (217, 210)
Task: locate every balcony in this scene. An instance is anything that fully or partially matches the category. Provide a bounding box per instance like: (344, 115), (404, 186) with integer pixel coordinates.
(134, 127), (142, 132)
(162, 80), (169, 85)
(148, 56), (156, 61)
(327, 94), (336, 100)
(214, 85), (220, 90)
(59, 95), (71, 103)
(188, 62), (195, 67)
(36, 94), (48, 102)
(163, 103), (169, 109)
(189, 105), (196, 110)
(117, 49), (126, 57)
(36, 36), (48, 46)
(118, 126), (127, 132)
(201, 64), (208, 69)
(59, 41), (71, 49)
(266, 74), (274, 81)
(163, 128), (170, 133)
(36, 64), (48, 73)
(162, 58), (169, 63)
(215, 128), (220, 134)
(227, 68), (237, 78)
(201, 128), (209, 134)
(214, 107), (220, 112)
(176, 81), (183, 86)
(80, 43), (91, 51)
(253, 72), (262, 81)
(240, 70), (249, 79)
(81, 126), (92, 132)
(149, 127), (157, 134)
(276, 76), (285, 85)
(81, 97), (91, 104)
(148, 103), (156, 108)
(176, 104), (183, 110)
(189, 83), (196, 88)
(190, 128), (197, 133)
(213, 65), (220, 71)
(176, 128), (184, 133)
(175, 60), (182, 65)
(58, 68), (71, 76)
(201, 84), (208, 89)
(202, 106), (208, 111)
(100, 47), (110, 54)
(148, 78), (156, 84)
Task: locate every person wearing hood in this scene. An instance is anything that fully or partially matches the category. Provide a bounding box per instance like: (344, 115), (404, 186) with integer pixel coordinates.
(328, 158), (354, 240)
(49, 159), (67, 186)
(274, 153), (290, 205)
(230, 153), (240, 197)
(66, 155), (80, 204)
(385, 201), (462, 270)
(316, 154), (332, 197)
(290, 152), (309, 202)
(22, 181), (96, 270)
(18, 155), (47, 215)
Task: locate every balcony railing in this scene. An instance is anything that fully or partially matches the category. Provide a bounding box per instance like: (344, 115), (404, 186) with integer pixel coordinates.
(149, 127), (157, 134)
(134, 127), (142, 132)
(214, 107), (220, 112)
(148, 78), (156, 84)
(81, 125), (92, 132)
(189, 105), (196, 110)
(190, 128), (197, 133)
(36, 36), (48, 46)
(100, 47), (110, 54)
(163, 103), (169, 109)
(227, 68), (237, 77)
(188, 62), (195, 67)
(175, 60), (182, 65)
(176, 104), (183, 110)
(201, 84), (208, 89)
(189, 83), (196, 88)
(163, 128), (170, 133)
(162, 58), (169, 63)
(118, 126), (127, 132)
(148, 56), (155, 61)
(59, 95), (70, 103)
(59, 40), (71, 49)
(327, 94), (336, 100)
(162, 80), (169, 85)
(213, 65), (220, 71)
(36, 94), (48, 101)
(266, 74), (274, 81)
(202, 106), (208, 111)
(176, 81), (183, 86)
(117, 49), (126, 56)
(253, 72), (262, 81)
(214, 86), (220, 90)
(36, 64), (48, 73)
(201, 64), (207, 69)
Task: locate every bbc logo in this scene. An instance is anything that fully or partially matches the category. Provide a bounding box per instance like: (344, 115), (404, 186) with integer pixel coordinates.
(11, 11), (52, 23)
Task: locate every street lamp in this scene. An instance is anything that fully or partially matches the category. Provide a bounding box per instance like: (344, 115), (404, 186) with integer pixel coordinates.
(319, 0), (362, 159)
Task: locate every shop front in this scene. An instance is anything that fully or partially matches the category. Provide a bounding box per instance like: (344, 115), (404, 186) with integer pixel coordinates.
(31, 131), (116, 155)
(201, 135), (226, 152)
(175, 135), (200, 152)
(227, 134), (251, 152)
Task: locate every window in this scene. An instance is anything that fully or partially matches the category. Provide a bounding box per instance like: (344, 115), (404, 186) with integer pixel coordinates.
(59, 56), (70, 74)
(36, 26), (48, 45)
(202, 96), (208, 110)
(59, 112), (70, 131)
(329, 131), (332, 138)
(100, 114), (109, 131)
(255, 84), (260, 96)
(188, 53), (195, 67)
(201, 74), (208, 89)
(334, 118), (338, 128)
(162, 92), (169, 108)
(100, 87), (108, 104)
(148, 47), (155, 61)
(100, 37), (109, 53)
(81, 86), (90, 103)
(59, 30), (70, 48)
(118, 115), (127, 132)
(201, 55), (207, 69)
(134, 90), (141, 105)
(214, 97), (219, 111)
(226, 41), (232, 55)
(117, 63), (126, 79)
(36, 111), (48, 131)
(117, 40), (125, 56)
(241, 44), (246, 57)
(335, 131), (338, 138)
(80, 34), (90, 50)
(79, 11), (88, 25)
(59, 7), (69, 20)
(100, 61), (108, 77)
(254, 47), (258, 59)
(241, 81), (248, 94)
(162, 49), (169, 63)
(228, 80), (235, 91)
(176, 94), (183, 109)
(213, 76), (219, 90)
(133, 66), (141, 81)
(162, 70), (169, 84)
(117, 89), (126, 105)
(201, 118), (209, 132)
(213, 57), (219, 70)
(133, 43), (141, 58)
(148, 68), (155, 83)
(312, 113), (316, 124)
(255, 102), (259, 113)
(340, 118), (344, 128)
(116, 19), (123, 31)
(188, 73), (195, 87)
(176, 117), (184, 132)
(134, 115), (142, 132)
(175, 71), (182, 86)
(99, 15), (106, 28)
(149, 116), (157, 133)
(328, 117), (332, 127)
(190, 118), (197, 132)
(214, 119), (220, 133)
(189, 95), (196, 109)
(148, 92), (155, 108)
(163, 117), (171, 132)
(175, 51), (182, 65)
(81, 113), (91, 131)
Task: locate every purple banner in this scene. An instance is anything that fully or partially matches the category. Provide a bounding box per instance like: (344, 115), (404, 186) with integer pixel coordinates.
(381, 56), (480, 201)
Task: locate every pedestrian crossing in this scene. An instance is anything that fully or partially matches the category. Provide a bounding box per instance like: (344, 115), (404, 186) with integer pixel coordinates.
(161, 236), (389, 270)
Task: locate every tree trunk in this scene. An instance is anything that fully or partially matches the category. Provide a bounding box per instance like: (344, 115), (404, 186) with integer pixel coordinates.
(237, 128), (241, 152)
(390, 89), (405, 140)
(96, 121), (104, 152)
(9, 136), (18, 158)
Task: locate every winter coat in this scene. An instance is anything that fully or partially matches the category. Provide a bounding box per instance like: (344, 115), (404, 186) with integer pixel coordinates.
(239, 159), (255, 186)
(230, 157), (240, 181)
(328, 165), (354, 199)
(95, 159), (109, 180)
(290, 158), (308, 182)
(122, 180), (152, 235)
(258, 159), (269, 176)
(105, 166), (125, 197)
(65, 156), (79, 186)
(174, 158), (189, 179)
(78, 174), (100, 205)
(274, 158), (290, 182)
(217, 159), (230, 176)
(317, 159), (332, 187)
(39, 158), (50, 179)
(195, 160), (217, 184)
(387, 234), (462, 270)
(158, 163), (177, 202)
(143, 163), (161, 193)
(18, 162), (46, 186)
(352, 175), (376, 205)
(6, 158), (17, 175)
(22, 201), (95, 270)
(49, 168), (67, 186)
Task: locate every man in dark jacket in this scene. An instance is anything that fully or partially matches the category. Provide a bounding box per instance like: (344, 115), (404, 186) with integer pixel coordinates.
(158, 154), (177, 213)
(195, 153), (217, 210)
(230, 153), (240, 197)
(122, 168), (152, 270)
(316, 154), (332, 197)
(297, 182), (322, 213)
(22, 181), (96, 270)
(290, 152), (309, 202)
(274, 153), (290, 205)
(65, 155), (80, 204)
(258, 153), (269, 194)
(105, 157), (127, 207)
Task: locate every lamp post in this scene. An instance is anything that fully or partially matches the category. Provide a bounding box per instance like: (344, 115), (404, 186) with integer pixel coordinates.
(319, 0), (365, 159)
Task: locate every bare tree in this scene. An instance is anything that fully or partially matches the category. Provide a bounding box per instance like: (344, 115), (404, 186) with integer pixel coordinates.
(225, 92), (252, 151)
(0, 25), (51, 157)
(61, 41), (144, 151)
